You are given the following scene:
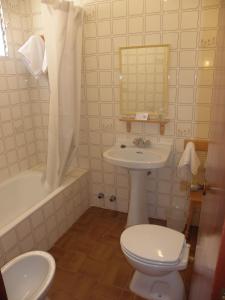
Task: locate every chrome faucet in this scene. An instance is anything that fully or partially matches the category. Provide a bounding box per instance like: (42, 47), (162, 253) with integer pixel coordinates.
(133, 137), (151, 148)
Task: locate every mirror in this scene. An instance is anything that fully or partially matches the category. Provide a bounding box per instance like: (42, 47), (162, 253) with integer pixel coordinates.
(119, 45), (169, 118)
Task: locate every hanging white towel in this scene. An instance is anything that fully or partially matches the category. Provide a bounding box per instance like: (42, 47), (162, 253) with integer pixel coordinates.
(18, 35), (46, 79)
(42, 48), (48, 74)
(177, 142), (201, 181)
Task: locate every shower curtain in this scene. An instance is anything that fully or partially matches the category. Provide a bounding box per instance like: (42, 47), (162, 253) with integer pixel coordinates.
(41, 0), (84, 191)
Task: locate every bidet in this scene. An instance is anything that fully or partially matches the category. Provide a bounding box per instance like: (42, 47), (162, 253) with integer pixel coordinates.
(1, 251), (55, 300)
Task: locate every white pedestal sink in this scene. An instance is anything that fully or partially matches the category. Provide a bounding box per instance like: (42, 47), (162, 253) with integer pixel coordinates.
(103, 141), (172, 226)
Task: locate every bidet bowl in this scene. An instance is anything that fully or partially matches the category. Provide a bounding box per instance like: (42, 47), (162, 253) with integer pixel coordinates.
(1, 251), (56, 300)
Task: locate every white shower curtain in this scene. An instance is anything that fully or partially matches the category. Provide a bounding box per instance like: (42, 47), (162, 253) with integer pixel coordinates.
(42, 1), (84, 191)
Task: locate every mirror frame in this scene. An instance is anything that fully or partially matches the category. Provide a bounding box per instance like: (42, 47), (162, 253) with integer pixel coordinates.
(119, 44), (169, 118)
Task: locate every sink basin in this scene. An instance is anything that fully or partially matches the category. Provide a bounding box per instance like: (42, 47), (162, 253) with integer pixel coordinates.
(103, 142), (172, 226)
(103, 143), (171, 170)
(1, 251), (55, 300)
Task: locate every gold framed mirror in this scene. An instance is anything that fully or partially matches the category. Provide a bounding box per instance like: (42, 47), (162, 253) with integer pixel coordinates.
(119, 44), (169, 118)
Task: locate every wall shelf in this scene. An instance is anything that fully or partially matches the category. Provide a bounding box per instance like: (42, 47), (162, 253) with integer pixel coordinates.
(119, 117), (169, 135)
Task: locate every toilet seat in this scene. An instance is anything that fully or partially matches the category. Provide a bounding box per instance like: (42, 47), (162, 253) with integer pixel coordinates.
(120, 224), (185, 265)
(121, 244), (183, 266)
(121, 242), (190, 271)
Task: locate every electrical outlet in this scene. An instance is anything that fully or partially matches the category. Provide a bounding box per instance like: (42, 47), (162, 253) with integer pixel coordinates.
(177, 124), (192, 137)
(200, 37), (216, 48)
(177, 128), (191, 137)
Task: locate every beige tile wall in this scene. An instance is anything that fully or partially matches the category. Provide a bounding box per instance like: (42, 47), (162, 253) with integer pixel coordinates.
(8, 0), (220, 224)
(81, 0), (219, 223)
(0, 0), (41, 182)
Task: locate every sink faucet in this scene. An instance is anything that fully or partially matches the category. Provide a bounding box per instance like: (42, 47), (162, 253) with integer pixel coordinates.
(133, 137), (151, 148)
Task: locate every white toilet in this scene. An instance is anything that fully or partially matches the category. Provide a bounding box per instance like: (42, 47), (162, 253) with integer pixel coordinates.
(120, 224), (190, 300)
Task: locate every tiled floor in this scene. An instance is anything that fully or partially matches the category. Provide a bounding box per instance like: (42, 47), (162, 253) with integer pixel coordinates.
(48, 207), (197, 300)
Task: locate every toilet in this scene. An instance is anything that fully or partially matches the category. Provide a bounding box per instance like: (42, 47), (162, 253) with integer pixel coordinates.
(120, 224), (190, 300)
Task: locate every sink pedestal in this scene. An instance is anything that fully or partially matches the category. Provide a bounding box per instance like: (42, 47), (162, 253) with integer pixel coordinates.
(127, 170), (149, 227)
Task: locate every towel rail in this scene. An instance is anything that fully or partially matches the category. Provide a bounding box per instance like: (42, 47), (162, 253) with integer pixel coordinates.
(184, 139), (208, 152)
(184, 139), (208, 238)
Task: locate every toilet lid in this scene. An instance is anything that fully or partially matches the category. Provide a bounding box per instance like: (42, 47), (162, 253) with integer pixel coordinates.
(120, 225), (185, 265)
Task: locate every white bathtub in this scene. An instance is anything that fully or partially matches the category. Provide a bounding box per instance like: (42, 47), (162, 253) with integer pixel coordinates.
(0, 168), (89, 268)
(0, 171), (48, 233)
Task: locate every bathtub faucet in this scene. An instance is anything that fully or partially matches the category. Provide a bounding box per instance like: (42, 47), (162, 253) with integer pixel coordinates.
(133, 137), (151, 148)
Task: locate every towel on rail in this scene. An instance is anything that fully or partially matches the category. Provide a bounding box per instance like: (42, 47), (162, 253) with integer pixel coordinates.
(177, 142), (201, 181)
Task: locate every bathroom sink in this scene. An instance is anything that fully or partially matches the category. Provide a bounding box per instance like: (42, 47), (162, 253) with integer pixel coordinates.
(103, 141), (172, 226)
(103, 143), (172, 170)
(1, 251), (55, 300)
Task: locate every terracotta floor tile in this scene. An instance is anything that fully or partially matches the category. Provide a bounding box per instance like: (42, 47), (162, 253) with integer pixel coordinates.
(49, 246), (66, 263)
(79, 257), (107, 279)
(120, 291), (146, 300)
(134, 295), (148, 300)
(88, 241), (115, 262)
(54, 231), (74, 249)
(51, 269), (79, 292)
(100, 256), (134, 290)
(113, 260), (134, 289)
(99, 232), (121, 248)
(56, 249), (87, 273)
(113, 243), (126, 259)
(87, 283), (122, 300)
(48, 207), (198, 300)
(119, 289), (147, 300)
(65, 233), (98, 254)
(119, 290), (135, 300)
(100, 258), (121, 286)
(50, 271), (98, 300)
(71, 273), (98, 300)
(48, 289), (78, 300)
(87, 224), (111, 240)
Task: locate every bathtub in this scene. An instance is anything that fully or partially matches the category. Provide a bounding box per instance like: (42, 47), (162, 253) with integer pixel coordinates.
(0, 167), (89, 268)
